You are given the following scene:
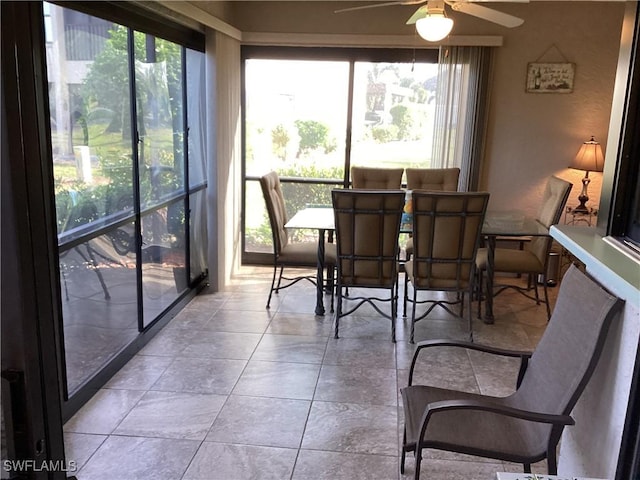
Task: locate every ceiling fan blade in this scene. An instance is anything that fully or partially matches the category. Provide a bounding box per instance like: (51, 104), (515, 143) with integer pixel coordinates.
(406, 5), (429, 25)
(334, 1), (423, 14)
(447, 2), (524, 27)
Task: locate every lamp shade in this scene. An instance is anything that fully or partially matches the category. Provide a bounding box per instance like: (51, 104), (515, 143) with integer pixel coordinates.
(416, 14), (454, 42)
(570, 136), (605, 173)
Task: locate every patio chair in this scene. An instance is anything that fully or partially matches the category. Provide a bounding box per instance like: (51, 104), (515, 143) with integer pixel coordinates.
(404, 191), (489, 342)
(332, 189), (405, 341)
(259, 171), (336, 309)
(400, 264), (623, 479)
(476, 175), (572, 320)
(403, 167), (462, 315)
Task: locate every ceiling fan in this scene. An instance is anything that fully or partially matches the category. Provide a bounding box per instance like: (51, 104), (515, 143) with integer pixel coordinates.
(335, 0), (526, 41)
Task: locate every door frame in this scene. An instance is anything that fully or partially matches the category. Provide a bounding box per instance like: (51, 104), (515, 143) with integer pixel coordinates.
(2, 2), (68, 478)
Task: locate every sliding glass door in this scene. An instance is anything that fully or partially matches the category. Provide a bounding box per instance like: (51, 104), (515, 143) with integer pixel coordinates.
(45, 2), (206, 401)
(242, 47), (439, 262)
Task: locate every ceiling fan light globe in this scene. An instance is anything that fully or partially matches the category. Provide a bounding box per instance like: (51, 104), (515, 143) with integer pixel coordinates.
(416, 15), (453, 42)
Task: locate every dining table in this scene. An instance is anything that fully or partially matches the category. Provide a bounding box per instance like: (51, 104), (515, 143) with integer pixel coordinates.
(285, 206), (550, 323)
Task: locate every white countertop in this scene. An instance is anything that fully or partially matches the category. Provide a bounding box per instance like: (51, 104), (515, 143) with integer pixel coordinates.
(550, 225), (639, 303)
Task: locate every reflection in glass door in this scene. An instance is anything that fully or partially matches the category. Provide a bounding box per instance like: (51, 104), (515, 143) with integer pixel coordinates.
(47, 6), (140, 395)
(45, 2), (205, 397)
(133, 31), (188, 327)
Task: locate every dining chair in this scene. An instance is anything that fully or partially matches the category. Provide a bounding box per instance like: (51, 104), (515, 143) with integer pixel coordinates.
(350, 166), (404, 189)
(405, 191), (489, 342)
(403, 167), (462, 315)
(332, 189), (405, 341)
(400, 264), (623, 479)
(405, 167), (460, 191)
(476, 175), (572, 320)
(259, 171), (337, 309)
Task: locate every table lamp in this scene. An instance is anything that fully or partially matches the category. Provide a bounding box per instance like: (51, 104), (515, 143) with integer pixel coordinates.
(569, 136), (604, 214)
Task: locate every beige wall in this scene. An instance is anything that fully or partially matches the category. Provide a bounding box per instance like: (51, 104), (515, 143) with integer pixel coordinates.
(482, 2), (624, 219)
(199, 1), (624, 219)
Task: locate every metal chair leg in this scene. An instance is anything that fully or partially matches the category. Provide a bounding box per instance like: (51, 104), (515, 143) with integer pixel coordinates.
(403, 270), (409, 317)
(334, 285), (342, 339)
(543, 281), (551, 320)
(266, 265), (278, 309)
(410, 288), (418, 344)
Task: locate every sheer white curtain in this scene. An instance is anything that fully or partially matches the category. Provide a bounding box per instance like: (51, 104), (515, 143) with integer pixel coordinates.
(186, 48), (208, 280)
(207, 31), (242, 289)
(431, 46), (492, 191)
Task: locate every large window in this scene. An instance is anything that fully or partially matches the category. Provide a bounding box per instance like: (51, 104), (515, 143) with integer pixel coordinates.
(45, 3), (206, 399)
(242, 47), (439, 261)
(350, 62), (437, 169)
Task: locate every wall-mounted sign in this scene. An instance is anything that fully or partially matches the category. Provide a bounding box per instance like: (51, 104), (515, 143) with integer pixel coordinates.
(526, 62), (575, 93)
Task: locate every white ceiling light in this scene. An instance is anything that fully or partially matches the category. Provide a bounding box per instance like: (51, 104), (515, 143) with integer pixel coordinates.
(414, 1), (453, 42)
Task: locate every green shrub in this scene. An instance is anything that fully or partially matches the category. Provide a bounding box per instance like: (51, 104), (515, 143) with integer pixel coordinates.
(390, 104), (413, 140)
(271, 124), (290, 160)
(371, 125), (399, 143)
(294, 119), (331, 157)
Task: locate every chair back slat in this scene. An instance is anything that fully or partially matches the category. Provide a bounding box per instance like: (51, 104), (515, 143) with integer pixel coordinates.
(332, 189), (405, 287)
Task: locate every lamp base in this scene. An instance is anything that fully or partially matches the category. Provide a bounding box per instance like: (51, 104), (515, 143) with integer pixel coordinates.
(572, 174), (591, 215)
(571, 203), (590, 215)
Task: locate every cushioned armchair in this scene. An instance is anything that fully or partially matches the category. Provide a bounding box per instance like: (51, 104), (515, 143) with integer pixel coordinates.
(476, 175), (572, 320)
(404, 191), (489, 342)
(332, 189), (405, 341)
(350, 166), (404, 189)
(401, 264), (623, 479)
(259, 171), (336, 309)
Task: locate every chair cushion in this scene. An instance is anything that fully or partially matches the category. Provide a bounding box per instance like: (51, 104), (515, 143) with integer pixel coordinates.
(406, 167), (460, 191)
(279, 242), (336, 266)
(260, 172), (289, 253)
(476, 247), (544, 274)
(351, 167), (404, 189)
(537, 176), (572, 228)
(401, 384), (545, 460)
(405, 260), (472, 289)
(333, 189), (404, 287)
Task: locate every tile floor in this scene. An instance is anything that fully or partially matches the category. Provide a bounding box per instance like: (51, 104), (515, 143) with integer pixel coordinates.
(64, 266), (557, 480)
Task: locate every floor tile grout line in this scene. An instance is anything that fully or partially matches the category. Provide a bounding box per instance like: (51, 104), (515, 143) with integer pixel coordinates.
(286, 312), (331, 480)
